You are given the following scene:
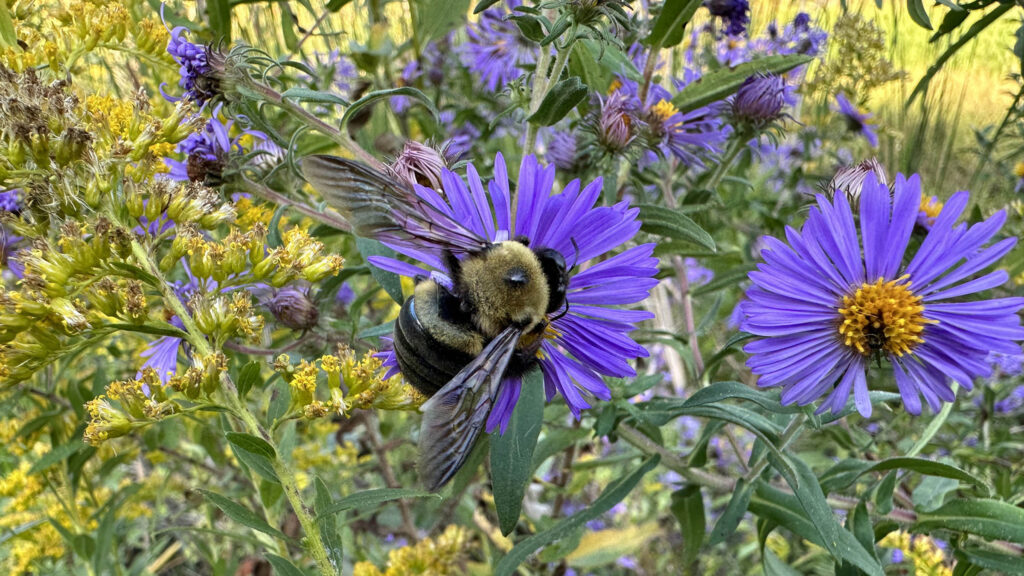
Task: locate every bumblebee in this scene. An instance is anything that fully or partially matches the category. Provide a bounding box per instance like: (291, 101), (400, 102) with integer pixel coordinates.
(303, 155), (569, 491)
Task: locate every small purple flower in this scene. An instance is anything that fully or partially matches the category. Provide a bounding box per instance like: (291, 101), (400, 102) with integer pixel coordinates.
(161, 8), (218, 105)
(139, 316), (187, 386)
(0, 189), (19, 213)
(995, 385), (1024, 413)
(732, 73), (790, 125)
(595, 91), (636, 153)
(707, 0), (750, 36)
(335, 282), (356, 307)
(391, 61), (422, 114)
(164, 109), (269, 182)
(373, 153), (657, 433)
(743, 172), (1024, 417)
(461, 0), (536, 92)
(987, 349), (1024, 376)
(835, 93), (879, 148)
(315, 50), (358, 99)
(685, 258), (713, 286)
(545, 130), (578, 172)
(268, 286), (319, 330)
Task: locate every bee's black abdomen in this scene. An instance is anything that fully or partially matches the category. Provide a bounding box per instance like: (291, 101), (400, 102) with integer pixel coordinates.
(394, 295), (475, 396)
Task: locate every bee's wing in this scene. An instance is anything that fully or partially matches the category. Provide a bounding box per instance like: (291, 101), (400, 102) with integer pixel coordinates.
(301, 154), (491, 254)
(417, 326), (522, 492)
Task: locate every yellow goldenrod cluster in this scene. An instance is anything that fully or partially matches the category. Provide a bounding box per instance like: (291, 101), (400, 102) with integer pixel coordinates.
(166, 352), (229, 399)
(353, 525), (470, 576)
(0, 461), (69, 573)
(879, 531), (952, 576)
(272, 347), (424, 420)
(188, 290), (265, 345)
(806, 13), (903, 101)
(252, 226), (346, 287)
(84, 367), (180, 445)
(290, 422), (367, 489)
(234, 196), (275, 229)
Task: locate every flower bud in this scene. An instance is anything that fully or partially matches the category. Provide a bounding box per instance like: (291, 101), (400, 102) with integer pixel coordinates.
(389, 141), (447, 190)
(268, 287), (319, 330)
(828, 158), (887, 205)
(596, 92), (634, 153)
(732, 74), (788, 126)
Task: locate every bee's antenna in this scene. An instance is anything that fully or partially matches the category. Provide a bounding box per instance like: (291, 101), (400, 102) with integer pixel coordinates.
(550, 297), (571, 322)
(569, 238), (581, 272)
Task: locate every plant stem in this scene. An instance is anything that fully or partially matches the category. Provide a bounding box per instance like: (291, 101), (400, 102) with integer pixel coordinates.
(238, 177), (352, 232)
(743, 413), (806, 484)
(129, 239), (337, 576)
(523, 30), (577, 156)
(245, 78), (386, 172)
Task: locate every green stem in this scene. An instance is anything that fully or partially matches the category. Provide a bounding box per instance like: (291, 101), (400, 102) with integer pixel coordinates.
(523, 31), (577, 156)
(129, 239), (337, 576)
(705, 132), (749, 193)
(743, 413), (806, 484)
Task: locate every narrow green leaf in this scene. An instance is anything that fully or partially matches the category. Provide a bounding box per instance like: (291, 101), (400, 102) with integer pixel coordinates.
(820, 457), (987, 493)
(281, 87), (351, 107)
(670, 485), (705, 566)
(325, 0), (352, 11)
(356, 320), (396, 340)
(646, 0), (702, 49)
(494, 456), (660, 576)
(236, 361), (263, 399)
(528, 77), (589, 127)
(0, 0), (18, 49)
(907, 0), (933, 30)
(874, 471), (897, 515)
(671, 54), (813, 113)
(29, 440), (86, 475)
(206, 0), (231, 41)
(637, 204), (716, 252)
(265, 554), (306, 576)
(908, 3), (1013, 105)
(763, 548), (803, 576)
(914, 498), (1024, 544)
(414, 0), (470, 42)
(491, 371), (546, 536)
(846, 500), (879, 565)
(226, 432), (280, 484)
(680, 381), (797, 414)
(355, 237), (405, 303)
(314, 478), (344, 574)
(280, 3), (298, 51)
(318, 488), (439, 518)
(342, 87), (439, 130)
(912, 475), (960, 512)
(473, 0), (500, 13)
(198, 489), (286, 539)
(957, 546), (1024, 575)
(710, 478), (753, 545)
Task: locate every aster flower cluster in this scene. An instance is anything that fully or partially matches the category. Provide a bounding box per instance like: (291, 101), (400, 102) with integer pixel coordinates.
(742, 172), (1024, 416)
(460, 0), (536, 93)
(373, 153), (658, 432)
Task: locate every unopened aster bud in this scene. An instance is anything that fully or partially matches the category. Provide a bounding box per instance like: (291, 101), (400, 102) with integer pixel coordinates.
(828, 158), (887, 204)
(389, 140), (447, 190)
(732, 74), (788, 125)
(596, 91), (635, 153)
(268, 286), (319, 330)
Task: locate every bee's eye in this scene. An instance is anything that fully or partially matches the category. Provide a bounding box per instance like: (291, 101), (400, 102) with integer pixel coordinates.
(504, 267), (528, 287)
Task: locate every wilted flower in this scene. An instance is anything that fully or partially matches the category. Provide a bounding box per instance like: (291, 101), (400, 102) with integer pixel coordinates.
(373, 153), (657, 432)
(390, 140), (448, 190)
(732, 73), (790, 126)
(835, 93), (879, 147)
(461, 0), (536, 92)
(268, 286), (320, 330)
(743, 172), (1024, 416)
(707, 0), (750, 37)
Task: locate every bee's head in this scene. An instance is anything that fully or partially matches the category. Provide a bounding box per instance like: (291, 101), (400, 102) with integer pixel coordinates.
(459, 241), (550, 338)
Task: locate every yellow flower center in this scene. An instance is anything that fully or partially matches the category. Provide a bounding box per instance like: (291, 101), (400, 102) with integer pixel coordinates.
(1015, 161), (1024, 178)
(652, 99), (678, 122)
(918, 196), (942, 223)
(607, 79), (622, 94)
(837, 276), (934, 357)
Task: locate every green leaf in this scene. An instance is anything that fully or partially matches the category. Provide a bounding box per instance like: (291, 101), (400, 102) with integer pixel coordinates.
(414, 0), (471, 42)
(908, 3), (1013, 105)
(680, 381), (797, 414)
(646, 0), (702, 49)
(637, 204), (716, 252)
(930, 8), (970, 43)
(912, 475), (960, 512)
(530, 426), (590, 472)
(907, 0), (933, 30)
(318, 488), (439, 518)
(820, 457), (987, 493)
(280, 3), (298, 51)
(325, 0), (353, 11)
(528, 77), (589, 127)
(206, 0), (231, 41)
(494, 456), (660, 576)
(342, 87), (439, 129)
(197, 489), (287, 540)
(236, 361), (263, 399)
(709, 477), (753, 545)
(265, 554), (306, 576)
(782, 458), (883, 576)
(569, 40), (642, 94)
(957, 546), (1024, 575)
(226, 432), (280, 483)
(29, 440), (87, 475)
(0, 0), (18, 49)
(874, 471), (897, 515)
(845, 501), (879, 567)
(314, 477), (344, 573)
(357, 320), (396, 340)
(355, 237), (405, 303)
(491, 371), (546, 536)
(473, 0), (500, 13)
(670, 485), (704, 566)
(763, 548), (803, 576)
(914, 498), (1024, 544)
(671, 54), (813, 113)
(280, 87), (351, 107)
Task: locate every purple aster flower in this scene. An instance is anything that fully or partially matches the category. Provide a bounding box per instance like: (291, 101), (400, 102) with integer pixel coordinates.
(835, 94), (879, 148)
(461, 0), (536, 92)
(595, 90), (637, 153)
(391, 61), (422, 114)
(372, 153), (657, 433)
(995, 385), (1024, 413)
(161, 8), (220, 105)
(685, 258), (713, 286)
(335, 282), (356, 307)
(732, 73), (790, 125)
(545, 130), (578, 171)
(707, 0), (750, 36)
(268, 286), (319, 330)
(0, 189), (19, 212)
(987, 349), (1024, 376)
(315, 50), (358, 99)
(742, 172), (1024, 417)
(164, 109), (269, 183)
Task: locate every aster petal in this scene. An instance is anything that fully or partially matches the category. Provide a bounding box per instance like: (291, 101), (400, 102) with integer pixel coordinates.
(486, 377), (522, 434)
(366, 256), (430, 280)
(859, 172), (890, 280)
(465, 163), (497, 240)
(920, 237), (1016, 296)
(922, 269), (1008, 301)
